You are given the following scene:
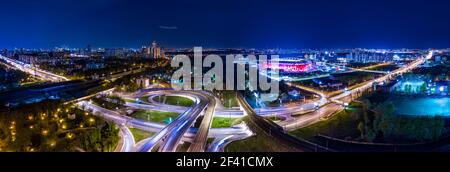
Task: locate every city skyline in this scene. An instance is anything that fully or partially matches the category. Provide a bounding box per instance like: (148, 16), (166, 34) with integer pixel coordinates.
(2, 0), (450, 49)
(3, 1), (450, 168)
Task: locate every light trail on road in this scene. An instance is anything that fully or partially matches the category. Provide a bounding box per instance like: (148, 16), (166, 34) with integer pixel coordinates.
(0, 55), (69, 82)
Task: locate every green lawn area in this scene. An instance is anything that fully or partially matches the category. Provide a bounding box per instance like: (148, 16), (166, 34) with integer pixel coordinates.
(129, 128), (154, 143)
(211, 117), (243, 128)
(207, 138), (215, 145)
(289, 104), (362, 142)
(131, 110), (180, 124)
(220, 91), (239, 108)
(153, 95), (194, 107)
(225, 117), (295, 152)
(124, 98), (137, 103)
(223, 97), (239, 108)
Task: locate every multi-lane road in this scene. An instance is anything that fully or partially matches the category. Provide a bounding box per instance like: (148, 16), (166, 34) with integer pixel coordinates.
(153, 92), (207, 152)
(278, 53), (429, 131)
(0, 55), (69, 82)
(4, 50), (431, 152)
(110, 53), (428, 152)
(79, 91), (251, 152)
(119, 90), (213, 152)
(187, 91), (217, 152)
(116, 126), (135, 152)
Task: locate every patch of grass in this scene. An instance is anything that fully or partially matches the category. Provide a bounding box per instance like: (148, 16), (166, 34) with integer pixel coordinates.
(207, 138), (215, 145)
(153, 96), (194, 107)
(223, 98), (239, 108)
(131, 110), (179, 124)
(221, 91), (239, 108)
(129, 128), (154, 143)
(211, 117), (243, 128)
(124, 98), (137, 103)
(225, 117), (295, 152)
(289, 106), (362, 142)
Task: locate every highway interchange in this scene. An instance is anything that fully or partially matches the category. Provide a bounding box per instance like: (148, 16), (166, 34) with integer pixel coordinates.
(0, 52), (431, 152)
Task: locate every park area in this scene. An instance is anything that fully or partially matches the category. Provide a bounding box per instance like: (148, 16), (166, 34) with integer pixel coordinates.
(130, 110), (180, 124)
(152, 95), (194, 107)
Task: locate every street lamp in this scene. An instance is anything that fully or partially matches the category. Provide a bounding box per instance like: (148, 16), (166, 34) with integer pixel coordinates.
(89, 118), (95, 124)
(42, 130), (48, 136)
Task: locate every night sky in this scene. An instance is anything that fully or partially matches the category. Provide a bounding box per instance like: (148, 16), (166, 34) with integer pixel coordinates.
(1, 0), (450, 49)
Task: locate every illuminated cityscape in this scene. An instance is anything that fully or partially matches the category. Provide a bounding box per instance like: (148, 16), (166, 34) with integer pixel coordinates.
(2, 1), (450, 169)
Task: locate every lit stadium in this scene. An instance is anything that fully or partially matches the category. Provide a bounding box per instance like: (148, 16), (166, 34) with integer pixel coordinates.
(261, 59), (317, 73)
